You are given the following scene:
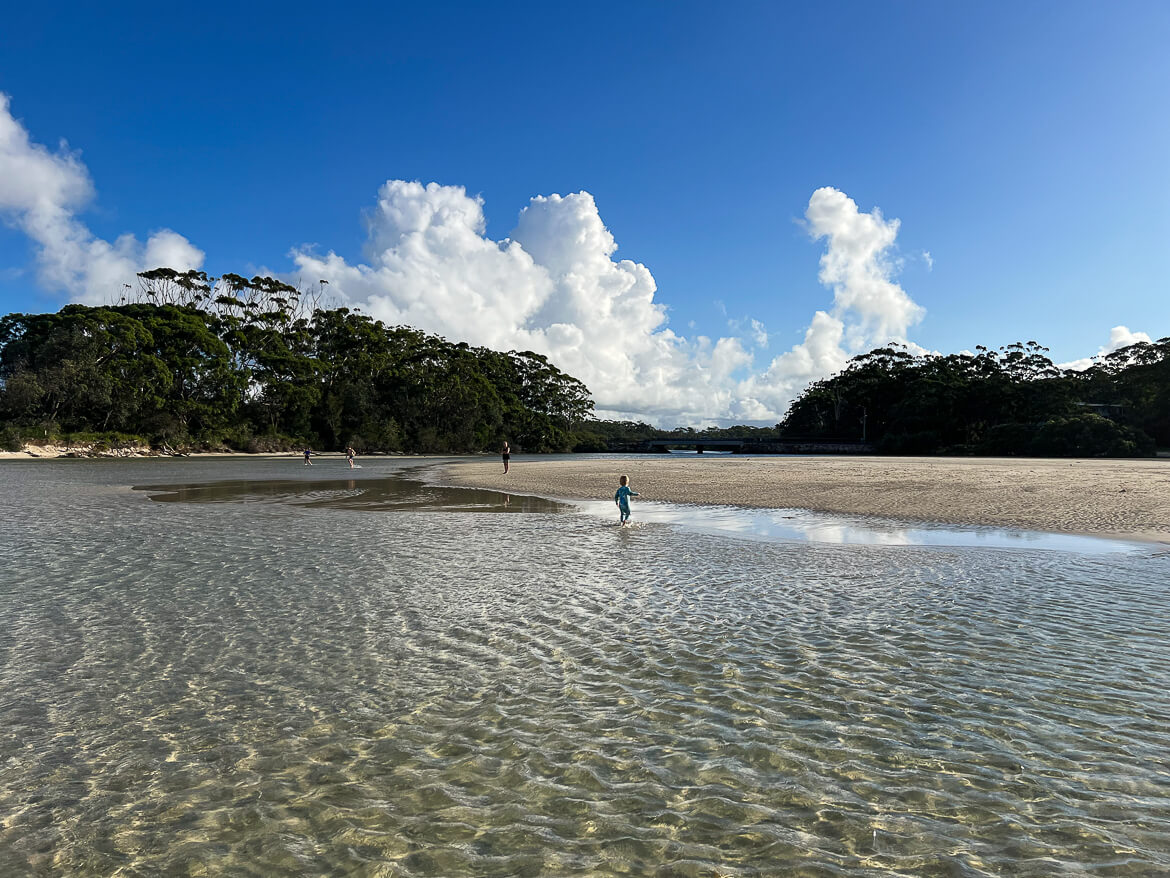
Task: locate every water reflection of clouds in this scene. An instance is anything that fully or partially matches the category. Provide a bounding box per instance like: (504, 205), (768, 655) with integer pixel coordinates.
(137, 470), (1142, 555)
(577, 500), (1139, 555)
(791, 520), (912, 546)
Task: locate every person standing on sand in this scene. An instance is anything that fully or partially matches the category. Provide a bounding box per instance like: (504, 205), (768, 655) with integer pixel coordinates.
(615, 475), (639, 525)
(303, 448), (313, 466)
(501, 441), (510, 474)
(346, 446), (356, 469)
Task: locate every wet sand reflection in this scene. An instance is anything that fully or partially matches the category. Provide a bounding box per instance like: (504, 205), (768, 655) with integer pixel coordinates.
(135, 476), (569, 513)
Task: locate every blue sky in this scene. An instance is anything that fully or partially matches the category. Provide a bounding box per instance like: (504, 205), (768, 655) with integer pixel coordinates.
(1, 1), (1167, 423)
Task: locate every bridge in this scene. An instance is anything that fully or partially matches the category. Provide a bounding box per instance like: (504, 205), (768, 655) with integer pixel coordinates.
(642, 439), (746, 453)
(636, 438), (875, 454)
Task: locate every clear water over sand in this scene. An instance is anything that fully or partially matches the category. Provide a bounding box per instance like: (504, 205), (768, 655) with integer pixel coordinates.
(2, 457), (1169, 876)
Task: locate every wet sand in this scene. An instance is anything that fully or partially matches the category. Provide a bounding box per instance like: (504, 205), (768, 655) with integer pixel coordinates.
(0, 447), (425, 461)
(0, 445), (263, 460)
(442, 456), (1170, 543)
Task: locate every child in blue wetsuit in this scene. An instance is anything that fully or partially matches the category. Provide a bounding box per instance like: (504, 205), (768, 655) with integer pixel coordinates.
(614, 475), (639, 525)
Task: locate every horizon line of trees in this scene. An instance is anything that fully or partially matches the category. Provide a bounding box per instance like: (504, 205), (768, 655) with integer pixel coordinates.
(779, 340), (1169, 456)
(573, 340), (1169, 458)
(0, 269), (592, 453)
(2, 268), (1166, 458)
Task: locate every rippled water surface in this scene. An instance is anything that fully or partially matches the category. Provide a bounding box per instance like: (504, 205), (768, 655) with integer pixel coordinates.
(2, 457), (1169, 877)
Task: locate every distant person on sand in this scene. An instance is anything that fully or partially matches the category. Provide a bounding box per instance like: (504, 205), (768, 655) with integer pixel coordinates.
(346, 446), (356, 469)
(501, 440), (510, 474)
(614, 475), (639, 526)
(303, 448), (313, 466)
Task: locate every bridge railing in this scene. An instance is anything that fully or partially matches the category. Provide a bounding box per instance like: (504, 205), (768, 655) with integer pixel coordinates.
(625, 437), (875, 454)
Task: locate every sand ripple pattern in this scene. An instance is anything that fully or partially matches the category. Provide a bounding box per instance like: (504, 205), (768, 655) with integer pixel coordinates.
(2, 459), (1169, 876)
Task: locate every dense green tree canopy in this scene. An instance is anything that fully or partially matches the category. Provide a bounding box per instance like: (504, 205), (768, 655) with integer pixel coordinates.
(3, 268), (1164, 458)
(0, 272), (593, 453)
(570, 339), (1168, 458)
(778, 340), (1168, 456)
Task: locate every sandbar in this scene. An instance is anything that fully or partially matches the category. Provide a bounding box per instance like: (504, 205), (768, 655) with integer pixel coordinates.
(441, 456), (1170, 543)
(0, 446), (427, 461)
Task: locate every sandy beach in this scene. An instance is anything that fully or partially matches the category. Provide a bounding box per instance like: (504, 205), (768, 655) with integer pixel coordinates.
(0, 445), (426, 461)
(442, 456), (1170, 543)
(0, 446), (277, 460)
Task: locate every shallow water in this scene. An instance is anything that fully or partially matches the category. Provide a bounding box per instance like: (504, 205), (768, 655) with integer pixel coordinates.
(2, 457), (1169, 876)
(567, 499), (1146, 555)
(141, 468), (1143, 554)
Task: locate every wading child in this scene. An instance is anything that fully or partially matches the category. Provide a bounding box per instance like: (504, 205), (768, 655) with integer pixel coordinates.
(614, 475), (639, 525)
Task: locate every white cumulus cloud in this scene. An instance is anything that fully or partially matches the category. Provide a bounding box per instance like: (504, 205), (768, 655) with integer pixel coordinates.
(749, 318), (768, 348)
(1106, 325), (1153, 350)
(738, 188), (927, 416)
(292, 183), (765, 423)
(805, 186), (925, 351)
(3, 92), (943, 426)
(0, 93), (203, 304)
(296, 184), (934, 424)
(1058, 325), (1154, 371)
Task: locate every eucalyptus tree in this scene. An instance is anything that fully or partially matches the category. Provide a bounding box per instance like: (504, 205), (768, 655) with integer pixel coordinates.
(778, 338), (1162, 456)
(1, 271), (598, 453)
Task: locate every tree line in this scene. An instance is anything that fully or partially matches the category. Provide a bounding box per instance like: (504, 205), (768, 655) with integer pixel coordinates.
(569, 419), (782, 452)
(0, 269), (592, 453)
(2, 268), (1165, 458)
(778, 340), (1169, 456)
(572, 340), (1168, 458)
